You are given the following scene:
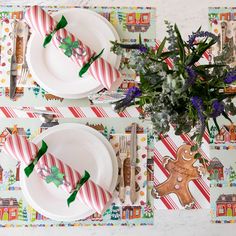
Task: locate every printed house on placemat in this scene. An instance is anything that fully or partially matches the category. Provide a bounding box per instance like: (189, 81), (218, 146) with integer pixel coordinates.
(208, 157), (224, 181)
(215, 124), (236, 143)
(216, 194), (236, 217)
(0, 198), (18, 221)
(126, 13), (150, 32)
(0, 126), (26, 147)
(122, 206), (141, 220)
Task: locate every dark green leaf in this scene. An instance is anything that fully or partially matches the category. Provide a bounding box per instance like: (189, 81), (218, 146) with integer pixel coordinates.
(156, 37), (166, 57)
(194, 153), (202, 159)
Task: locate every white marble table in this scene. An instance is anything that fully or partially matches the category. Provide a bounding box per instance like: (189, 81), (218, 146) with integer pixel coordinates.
(1, 0), (236, 235)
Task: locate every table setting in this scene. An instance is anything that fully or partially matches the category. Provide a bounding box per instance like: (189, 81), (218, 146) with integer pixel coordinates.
(0, 1), (236, 234)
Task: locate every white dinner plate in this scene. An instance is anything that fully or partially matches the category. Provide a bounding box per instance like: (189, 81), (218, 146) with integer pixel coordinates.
(20, 123), (118, 221)
(26, 8), (121, 99)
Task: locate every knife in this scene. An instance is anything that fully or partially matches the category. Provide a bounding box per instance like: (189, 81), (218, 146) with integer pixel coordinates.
(9, 20), (17, 100)
(130, 122), (138, 204)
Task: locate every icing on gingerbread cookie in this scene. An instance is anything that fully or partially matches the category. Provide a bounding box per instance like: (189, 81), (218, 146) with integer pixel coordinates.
(152, 144), (202, 209)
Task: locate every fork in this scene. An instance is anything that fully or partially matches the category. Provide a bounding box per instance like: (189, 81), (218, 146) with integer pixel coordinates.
(20, 62), (29, 84)
(118, 135), (128, 203)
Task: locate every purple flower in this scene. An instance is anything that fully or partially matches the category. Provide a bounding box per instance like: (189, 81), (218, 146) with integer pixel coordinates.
(183, 66), (197, 90)
(211, 100), (224, 118)
(191, 96), (205, 124)
(224, 71), (236, 84)
(126, 86), (142, 98)
(188, 31), (218, 48)
(138, 44), (148, 53)
(114, 87), (141, 112)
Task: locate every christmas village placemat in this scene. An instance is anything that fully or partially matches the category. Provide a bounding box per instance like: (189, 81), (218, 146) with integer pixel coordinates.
(0, 5), (156, 107)
(0, 117), (154, 227)
(209, 7), (236, 223)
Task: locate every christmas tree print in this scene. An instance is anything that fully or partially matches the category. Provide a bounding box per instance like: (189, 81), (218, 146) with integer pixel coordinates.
(32, 84), (40, 97)
(143, 202), (153, 218)
(103, 126), (109, 139)
(27, 205), (37, 222)
(110, 11), (118, 26)
(229, 168), (236, 182)
(23, 207), (28, 222)
(18, 199), (24, 221)
(117, 12), (126, 30)
(7, 170), (16, 186)
(26, 128), (31, 139)
(110, 204), (120, 220)
(41, 88), (46, 98)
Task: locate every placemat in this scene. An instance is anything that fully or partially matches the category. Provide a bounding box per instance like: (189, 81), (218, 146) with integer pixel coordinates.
(209, 7), (236, 224)
(0, 5), (156, 107)
(0, 118), (154, 227)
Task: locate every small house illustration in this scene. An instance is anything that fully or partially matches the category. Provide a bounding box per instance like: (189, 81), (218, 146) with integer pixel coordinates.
(0, 198), (18, 221)
(215, 124), (236, 143)
(122, 206), (141, 219)
(0, 125), (26, 147)
(126, 13), (150, 32)
(208, 157), (224, 181)
(89, 212), (103, 221)
(216, 194), (236, 217)
(0, 165), (3, 183)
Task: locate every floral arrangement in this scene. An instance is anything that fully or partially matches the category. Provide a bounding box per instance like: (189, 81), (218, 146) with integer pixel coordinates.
(111, 23), (236, 157)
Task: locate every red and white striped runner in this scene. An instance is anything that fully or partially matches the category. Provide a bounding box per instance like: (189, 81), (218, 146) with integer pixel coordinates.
(24, 5), (122, 90)
(3, 134), (112, 214)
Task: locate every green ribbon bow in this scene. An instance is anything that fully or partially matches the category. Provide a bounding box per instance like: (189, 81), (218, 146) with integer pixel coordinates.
(79, 48), (104, 77)
(67, 170), (90, 207)
(43, 15), (68, 48)
(59, 36), (79, 57)
(24, 140), (48, 177)
(45, 166), (65, 187)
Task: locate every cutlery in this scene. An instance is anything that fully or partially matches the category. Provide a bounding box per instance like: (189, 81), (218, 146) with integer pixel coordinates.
(9, 20), (17, 100)
(130, 123), (138, 204)
(16, 107), (59, 115)
(17, 21), (29, 84)
(118, 135), (128, 203)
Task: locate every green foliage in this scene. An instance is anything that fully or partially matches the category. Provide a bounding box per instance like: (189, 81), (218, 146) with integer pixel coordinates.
(111, 23), (236, 146)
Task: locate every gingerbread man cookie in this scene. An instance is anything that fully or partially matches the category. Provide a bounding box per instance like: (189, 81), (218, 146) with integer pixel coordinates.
(152, 144), (202, 208)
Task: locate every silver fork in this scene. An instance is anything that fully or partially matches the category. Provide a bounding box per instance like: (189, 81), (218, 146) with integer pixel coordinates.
(20, 62), (29, 84)
(119, 135), (128, 203)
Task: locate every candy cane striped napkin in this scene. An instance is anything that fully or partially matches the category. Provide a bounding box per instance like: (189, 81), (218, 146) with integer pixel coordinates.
(3, 134), (113, 214)
(24, 5), (122, 90)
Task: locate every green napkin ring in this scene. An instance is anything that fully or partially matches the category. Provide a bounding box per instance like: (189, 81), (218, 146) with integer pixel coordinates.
(67, 170), (90, 207)
(24, 140), (48, 177)
(79, 48), (104, 77)
(43, 15), (68, 48)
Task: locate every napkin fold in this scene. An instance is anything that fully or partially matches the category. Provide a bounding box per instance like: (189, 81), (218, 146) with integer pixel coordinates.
(24, 5), (122, 90)
(3, 134), (112, 214)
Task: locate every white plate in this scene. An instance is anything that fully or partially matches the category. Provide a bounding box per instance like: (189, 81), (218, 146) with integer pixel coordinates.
(20, 123), (118, 221)
(26, 8), (120, 99)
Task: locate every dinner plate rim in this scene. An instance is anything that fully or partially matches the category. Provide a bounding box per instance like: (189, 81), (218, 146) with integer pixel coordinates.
(26, 8), (121, 99)
(20, 123), (118, 221)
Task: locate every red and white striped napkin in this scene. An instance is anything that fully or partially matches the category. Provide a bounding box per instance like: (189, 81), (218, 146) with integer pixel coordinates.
(24, 5), (122, 90)
(3, 134), (113, 214)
